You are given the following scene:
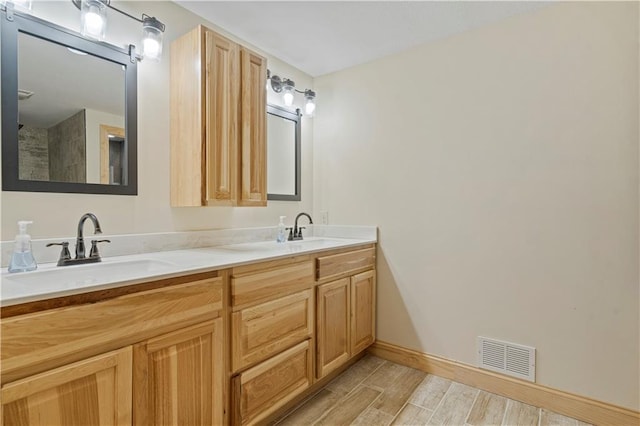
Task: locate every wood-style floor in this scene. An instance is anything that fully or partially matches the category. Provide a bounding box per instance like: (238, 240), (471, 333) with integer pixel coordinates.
(275, 355), (592, 426)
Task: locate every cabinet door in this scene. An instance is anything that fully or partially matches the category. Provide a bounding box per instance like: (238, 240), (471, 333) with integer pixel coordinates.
(316, 278), (350, 379)
(238, 47), (267, 206)
(133, 319), (224, 426)
(205, 30), (239, 206)
(2, 347), (132, 426)
(351, 270), (376, 355)
(232, 289), (313, 372)
(232, 340), (312, 425)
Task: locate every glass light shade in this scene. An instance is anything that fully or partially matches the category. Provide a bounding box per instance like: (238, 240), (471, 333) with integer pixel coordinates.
(283, 85), (295, 107)
(81, 0), (106, 41)
(304, 91), (316, 116)
(141, 17), (164, 61)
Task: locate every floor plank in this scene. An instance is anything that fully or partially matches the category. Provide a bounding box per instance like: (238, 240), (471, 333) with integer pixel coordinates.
(410, 375), (452, 411)
(540, 409), (580, 426)
(326, 354), (386, 395)
(352, 406), (394, 426)
(277, 389), (344, 426)
(502, 399), (539, 426)
(466, 391), (507, 425)
(315, 385), (381, 426)
(427, 382), (479, 425)
(367, 363), (427, 416)
(392, 403), (433, 426)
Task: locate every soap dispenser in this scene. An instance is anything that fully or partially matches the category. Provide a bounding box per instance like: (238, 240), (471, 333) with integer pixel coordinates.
(8, 221), (37, 273)
(276, 216), (287, 243)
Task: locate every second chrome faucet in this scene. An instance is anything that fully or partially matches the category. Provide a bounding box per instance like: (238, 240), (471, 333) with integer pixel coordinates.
(287, 212), (313, 241)
(47, 213), (110, 266)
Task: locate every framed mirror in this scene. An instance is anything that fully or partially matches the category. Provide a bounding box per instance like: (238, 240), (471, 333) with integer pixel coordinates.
(1, 7), (138, 195)
(267, 104), (301, 201)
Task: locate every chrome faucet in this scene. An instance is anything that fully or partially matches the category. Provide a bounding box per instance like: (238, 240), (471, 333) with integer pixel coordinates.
(76, 213), (102, 259)
(289, 212), (313, 241)
(47, 213), (110, 266)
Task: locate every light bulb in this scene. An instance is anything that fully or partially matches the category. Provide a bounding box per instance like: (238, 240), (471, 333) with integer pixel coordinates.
(84, 10), (103, 36)
(282, 79), (295, 107)
(304, 90), (316, 116)
(283, 91), (294, 106)
(143, 38), (160, 59)
(305, 99), (316, 116)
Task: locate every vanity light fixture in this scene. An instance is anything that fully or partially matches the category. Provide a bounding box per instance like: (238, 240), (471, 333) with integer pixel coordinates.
(267, 69), (317, 116)
(72, 0), (165, 61)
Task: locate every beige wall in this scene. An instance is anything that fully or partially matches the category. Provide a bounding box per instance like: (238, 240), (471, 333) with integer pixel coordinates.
(313, 2), (639, 410)
(1, 1), (314, 239)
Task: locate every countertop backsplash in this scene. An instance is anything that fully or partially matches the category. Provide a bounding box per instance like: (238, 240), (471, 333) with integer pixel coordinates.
(0, 225), (377, 268)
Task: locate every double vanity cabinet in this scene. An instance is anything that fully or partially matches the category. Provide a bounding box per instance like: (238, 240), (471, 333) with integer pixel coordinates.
(0, 243), (376, 425)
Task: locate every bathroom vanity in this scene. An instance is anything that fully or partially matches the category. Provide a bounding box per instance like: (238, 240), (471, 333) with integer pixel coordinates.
(0, 236), (376, 425)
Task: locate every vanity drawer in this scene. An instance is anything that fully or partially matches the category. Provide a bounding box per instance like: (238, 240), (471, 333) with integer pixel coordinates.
(231, 289), (313, 372)
(232, 339), (313, 425)
(231, 260), (314, 308)
(1, 275), (222, 384)
(316, 247), (375, 281)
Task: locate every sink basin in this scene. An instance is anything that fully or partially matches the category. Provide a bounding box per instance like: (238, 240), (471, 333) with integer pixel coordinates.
(2, 258), (179, 289)
(216, 237), (344, 254)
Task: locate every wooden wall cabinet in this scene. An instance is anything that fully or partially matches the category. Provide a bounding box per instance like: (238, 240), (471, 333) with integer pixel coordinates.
(171, 26), (267, 207)
(316, 247), (376, 379)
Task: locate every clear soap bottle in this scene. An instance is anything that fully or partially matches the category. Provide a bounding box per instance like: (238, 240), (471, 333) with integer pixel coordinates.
(8, 221), (37, 273)
(276, 216), (287, 243)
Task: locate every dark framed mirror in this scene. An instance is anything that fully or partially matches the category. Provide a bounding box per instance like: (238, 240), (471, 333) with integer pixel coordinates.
(1, 7), (138, 195)
(267, 104), (301, 201)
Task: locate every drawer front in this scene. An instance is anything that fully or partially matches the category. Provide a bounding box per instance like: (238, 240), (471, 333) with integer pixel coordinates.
(316, 247), (375, 281)
(2, 276), (223, 384)
(233, 340), (312, 425)
(232, 290), (313, 372)
(231, 260), (314, 308)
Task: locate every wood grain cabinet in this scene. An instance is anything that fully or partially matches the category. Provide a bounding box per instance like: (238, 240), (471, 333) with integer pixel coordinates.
(170, 25), (267, 207)
(229, 258), (315, 424)
(133, 319), (225, 426)
(350, 270), (376, 355)
(1, 273), (225, 426)
(2, 347), (133, 426)
(316, 246), (376, 379)
(232, 340), (313, 425)
(316, 278), (351, 378)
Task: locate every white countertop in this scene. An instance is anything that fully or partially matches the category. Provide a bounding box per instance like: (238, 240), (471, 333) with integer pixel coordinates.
(0, 236), (376, 307)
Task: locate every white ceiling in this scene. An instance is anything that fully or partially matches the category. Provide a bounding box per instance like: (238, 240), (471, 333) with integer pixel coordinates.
(175, 1), (550, 77)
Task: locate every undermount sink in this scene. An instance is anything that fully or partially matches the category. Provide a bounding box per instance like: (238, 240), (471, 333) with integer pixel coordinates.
(3, 258), (179, 288)
(218, 237), (341, 253)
